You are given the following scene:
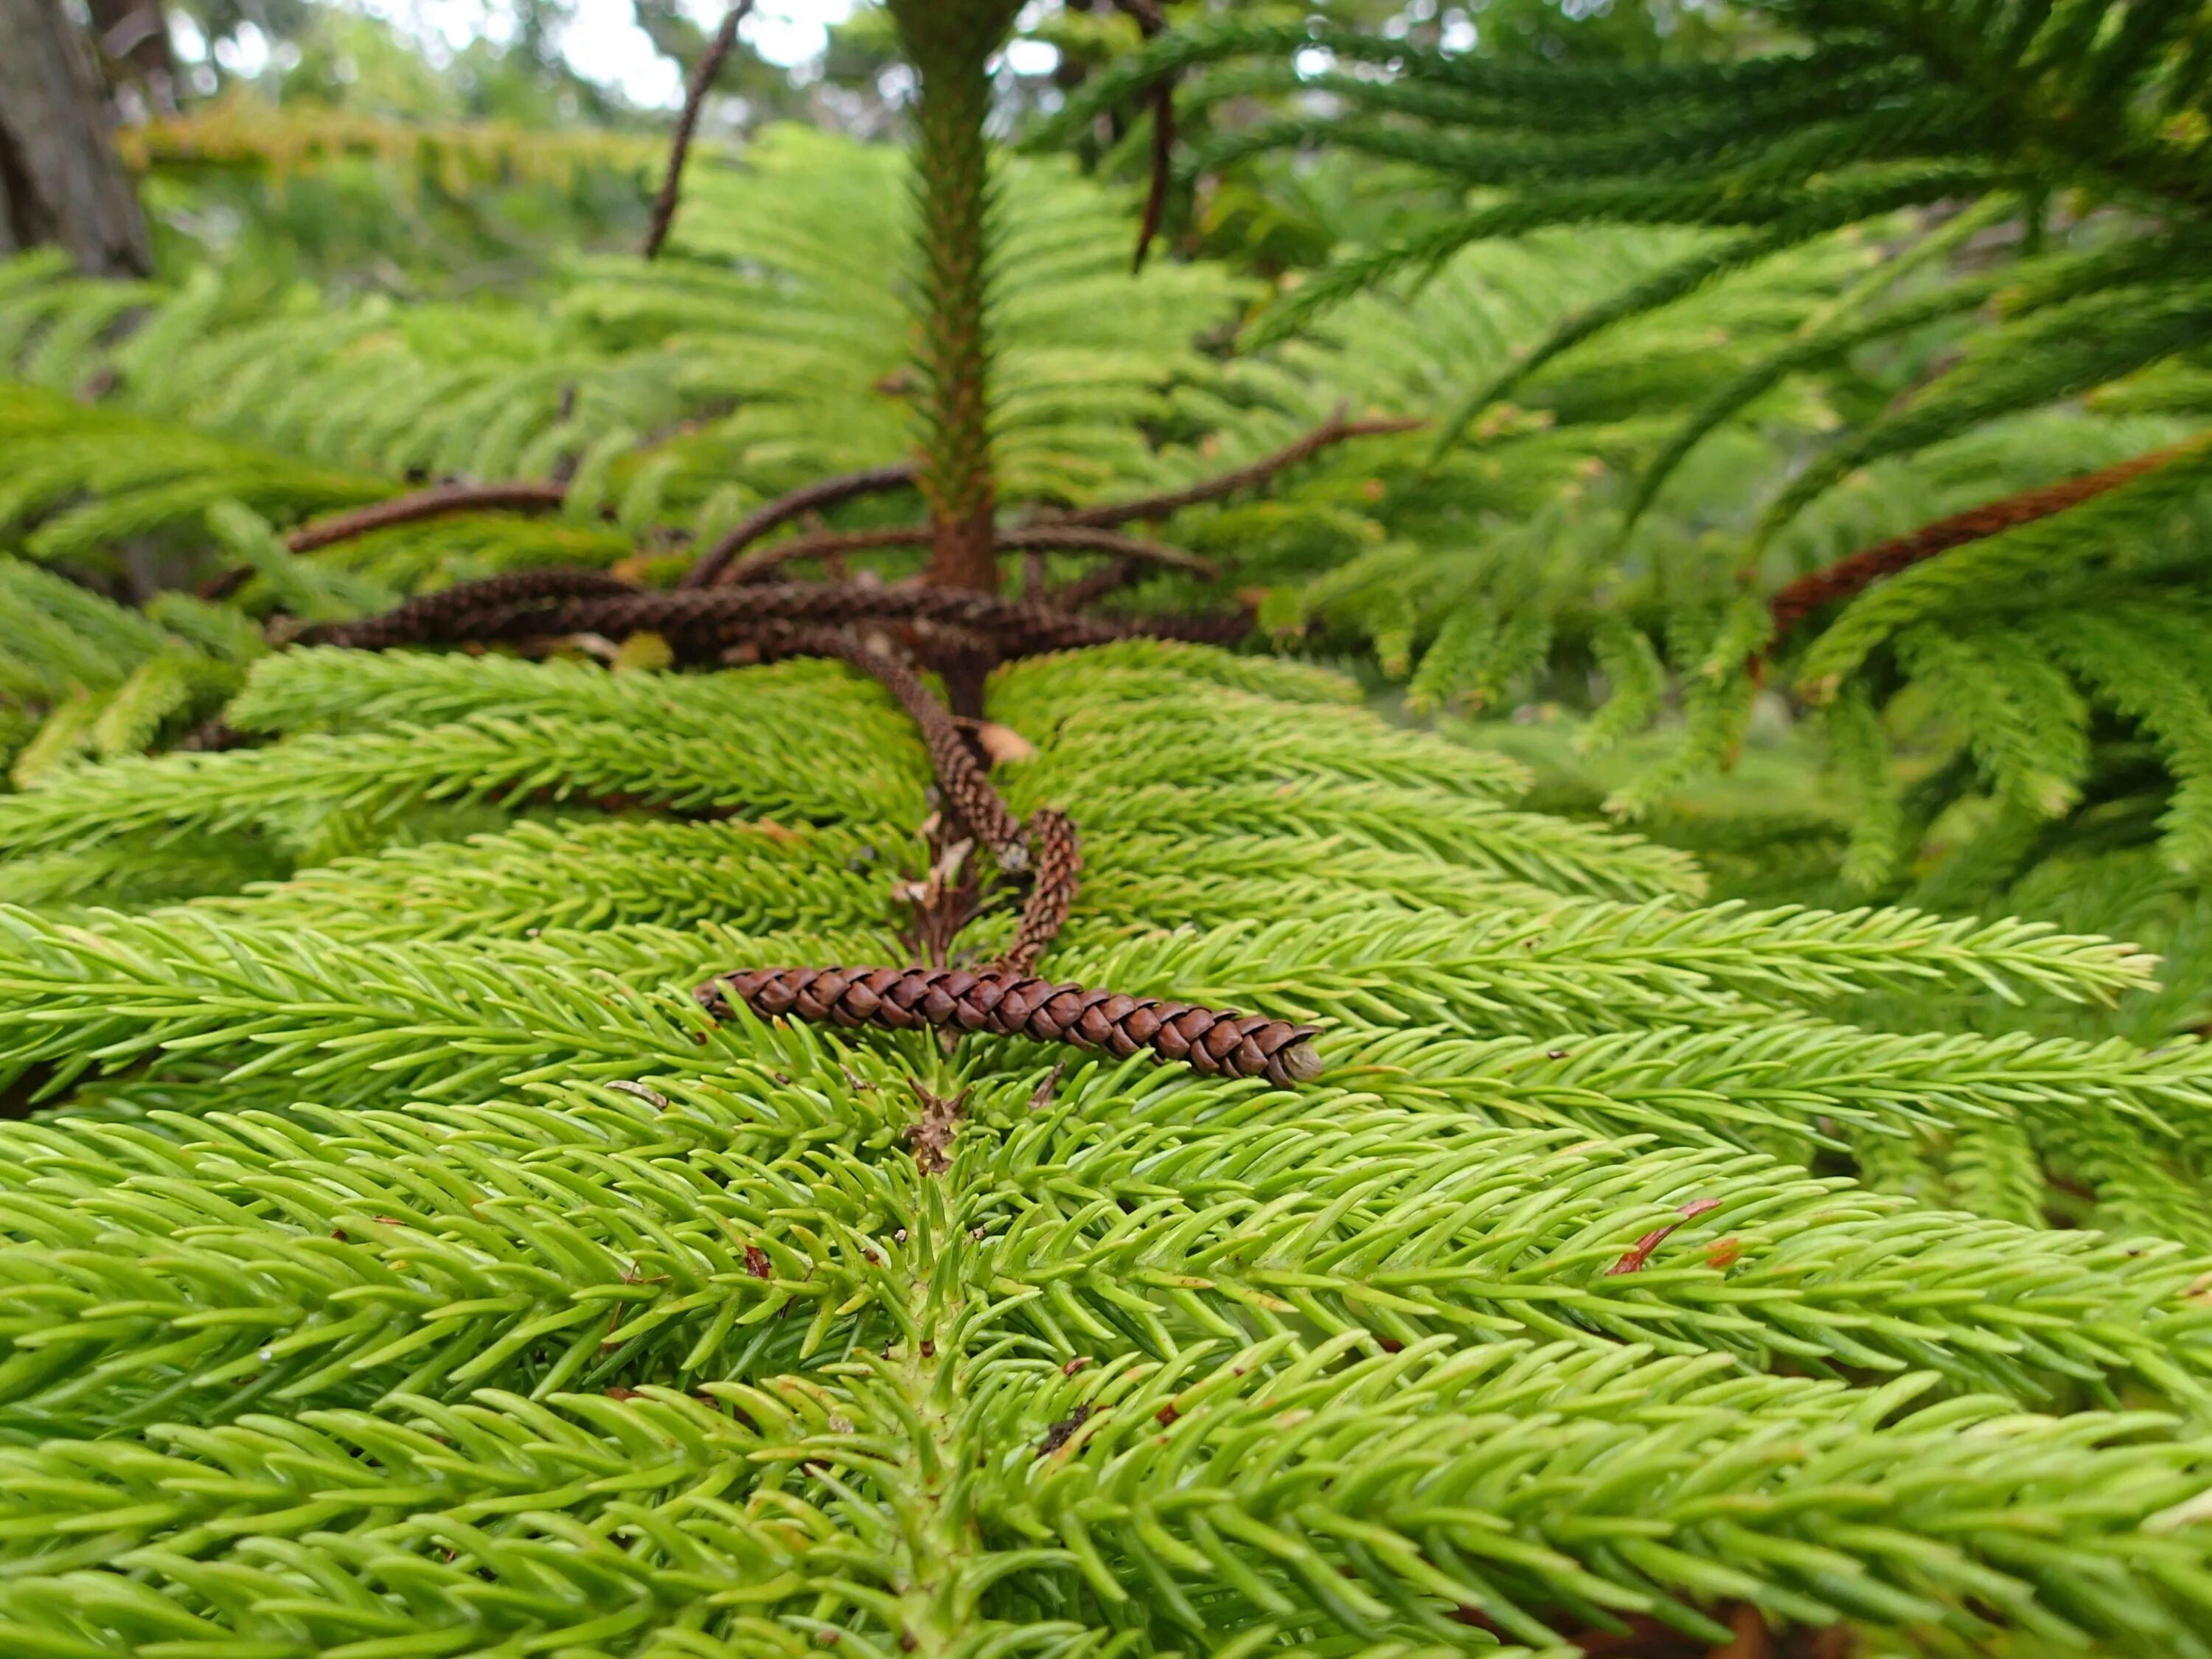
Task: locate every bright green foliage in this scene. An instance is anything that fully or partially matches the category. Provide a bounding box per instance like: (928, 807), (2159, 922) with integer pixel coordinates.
(0, 126), (1250, 602)
(0, 639), (2208, 1655)
(0, 554), (262, 790)
(1035, 1), (2212, 918)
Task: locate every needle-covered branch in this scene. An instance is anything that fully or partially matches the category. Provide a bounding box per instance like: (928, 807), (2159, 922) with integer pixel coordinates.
(641, 1), (757, 260)
(1769, 439), (2203, 637)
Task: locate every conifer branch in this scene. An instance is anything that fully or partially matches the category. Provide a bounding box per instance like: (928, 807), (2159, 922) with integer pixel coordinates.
(1043, 409), (1426, 527)
(301, 571), (1249, 663)
(681, 462), (919, 588)
(997, 524), (1215, 575)
(886, 0), (1025, 591)
(701, 523), (1215, 585)
(641, 1), (757, 261)
(1113, 0), (1175, 273)
(283, 482), (571, 553)
(1768, 437), (2203, 638)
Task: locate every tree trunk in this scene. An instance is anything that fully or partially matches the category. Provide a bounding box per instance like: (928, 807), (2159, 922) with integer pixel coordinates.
(886, 0), (1023, 594)
(86, 0), (179, 116)
(0, 0), (153, 276)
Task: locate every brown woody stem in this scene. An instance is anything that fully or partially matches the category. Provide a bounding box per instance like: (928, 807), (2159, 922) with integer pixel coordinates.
(1044, 410), (1425, 529)
(706, 523), (1213, 587)
(284, 483), (571, 553)
(996, 524), (1214, 577)
(682, 462), (919, 587)
(641, 0), (757, 261)
(298, 571), (1248, 661)
(1113, 0), (1172, 273)
(1767, 439), (2199, 638)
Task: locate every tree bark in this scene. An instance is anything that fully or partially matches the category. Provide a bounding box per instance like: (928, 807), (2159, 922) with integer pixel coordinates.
(86, 0), (179, 116)
(0, 0), (153, 276)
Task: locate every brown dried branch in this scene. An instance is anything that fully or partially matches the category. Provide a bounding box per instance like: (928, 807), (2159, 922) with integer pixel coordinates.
(681, 462), (919, 588)
(710, 525), (933, 586)
(1000, 809), (1080, 975)
(283, 483), (571, 554)
(302, 574), (1246, 664)
(1048, 557), (1138, 611)
(1767, 439), (2199, 639)
(996, 524), (1215, 577)
(1043, 408), (1425, 529)
(800, 629), (1028, 864)
(641, 1), (757, 261)
(697, 967), (1323, 1085)
(1113, 0), (1173, 273)
(299, 568), (634, 651)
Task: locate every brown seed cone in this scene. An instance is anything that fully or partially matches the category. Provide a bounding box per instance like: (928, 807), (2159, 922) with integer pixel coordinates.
(697, 967), (1324, 1086)
(1000, 809), (1079, 975)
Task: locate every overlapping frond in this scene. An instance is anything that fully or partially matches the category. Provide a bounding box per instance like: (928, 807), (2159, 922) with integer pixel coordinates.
(0, 636), (2208, 1656)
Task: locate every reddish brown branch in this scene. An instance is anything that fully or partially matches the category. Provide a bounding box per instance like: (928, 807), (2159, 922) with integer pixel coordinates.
(641, 1), (757, 261)
(1768, 441), (2197, 638)
(996, 524), (1214, 577)
(1044, 410), (1425, 529)
(802, 630), (1028, 865)
(1001, 809), (1081, 975)
(698, 967), (1322, 1085)
(1050, 557), (1139, 611)
(681, 462), (919, 588)
(712, 526), (934, 586)
(284, 484), (571, 554)
(1114, 0), (1173, 273)
(299, 572), (1250, 662)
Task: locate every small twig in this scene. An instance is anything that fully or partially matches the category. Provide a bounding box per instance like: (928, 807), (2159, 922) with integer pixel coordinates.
(1043, 409), (1425, 529)
(682, 462), (919, 588)
(1048, 557), (1139, 611)
(284, 483), (570, 554)
(1113, 0), (1174, 273)
(995, 525), (1214, 578)
(801, 629), (1029, 865)
(1000, 810), (1080, 976)
(1767, 439), (2199, 639)
(641, 0), (757, 261)
(712, 525), (934, 586)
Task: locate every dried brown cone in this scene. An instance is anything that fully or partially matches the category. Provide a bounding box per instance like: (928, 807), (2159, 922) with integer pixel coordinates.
(1000, 808), (1079, 975)
(697, 966), (1324, 1086)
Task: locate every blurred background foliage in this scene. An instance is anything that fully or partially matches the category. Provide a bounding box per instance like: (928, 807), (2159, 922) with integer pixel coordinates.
(11, 0), (2212, 1069)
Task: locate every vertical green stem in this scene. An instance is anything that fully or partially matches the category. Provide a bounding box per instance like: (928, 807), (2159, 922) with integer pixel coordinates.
(887, 0), (1023, 593)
